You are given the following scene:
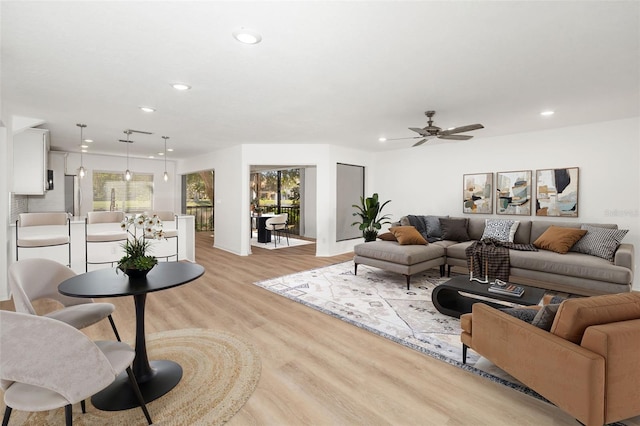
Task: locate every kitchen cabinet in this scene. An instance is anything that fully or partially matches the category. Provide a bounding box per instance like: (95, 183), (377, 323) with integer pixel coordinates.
(13, 128), (50, 195)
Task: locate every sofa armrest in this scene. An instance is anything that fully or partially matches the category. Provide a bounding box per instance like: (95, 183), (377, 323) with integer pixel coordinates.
(471, 303), (605, 426)
(581, 319), (640, 424)
(614, 243), (634, 272)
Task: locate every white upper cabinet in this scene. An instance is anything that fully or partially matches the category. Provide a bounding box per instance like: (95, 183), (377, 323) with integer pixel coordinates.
(13, 128), (50, 195)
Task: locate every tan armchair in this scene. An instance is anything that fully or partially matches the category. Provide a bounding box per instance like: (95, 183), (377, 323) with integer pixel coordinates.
(460, 292), (640, 426)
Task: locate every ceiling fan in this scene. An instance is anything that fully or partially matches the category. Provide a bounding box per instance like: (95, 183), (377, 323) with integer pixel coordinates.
(386, 111), (484, 147)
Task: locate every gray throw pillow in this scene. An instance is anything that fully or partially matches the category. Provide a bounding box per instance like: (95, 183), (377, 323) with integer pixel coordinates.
(570, 224), (628, 261)
(531, 304), (561, 331)
(501, 307), (538, 323)
(439, 218), (470, 242)
(425, 215), (448, 242)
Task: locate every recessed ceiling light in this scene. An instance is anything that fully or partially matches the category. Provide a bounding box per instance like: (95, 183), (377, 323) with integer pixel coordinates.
(140, 106), (156, 113)
(158, 152), (165, 156)
(84, 139), (93, 143)
(81, 149), (87, 153)
(378, 137), (387, 142)
(167, 148), (174, 152)
(171, 83), (191, 91)
(148, 155), (155, 159)
(81, 144), (89, 149)
(540, 110), (555, 116)
(232, 28), (262, 44)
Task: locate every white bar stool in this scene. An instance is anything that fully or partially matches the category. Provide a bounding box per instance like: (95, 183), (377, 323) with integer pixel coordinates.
(85, 211), (128, 272)
(16, 212), (71, 267)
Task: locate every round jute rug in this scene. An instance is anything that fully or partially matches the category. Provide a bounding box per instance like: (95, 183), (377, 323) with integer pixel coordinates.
(2, 328), (261, 425)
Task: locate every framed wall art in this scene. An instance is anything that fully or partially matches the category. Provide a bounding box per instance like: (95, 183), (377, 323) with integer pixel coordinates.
(496, 170), (532, 215)
(535, 167), (579, 217)
(463, 172), (493, 214)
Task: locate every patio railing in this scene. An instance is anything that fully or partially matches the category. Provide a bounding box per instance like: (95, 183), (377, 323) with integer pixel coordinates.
(186, 205), (214, 231)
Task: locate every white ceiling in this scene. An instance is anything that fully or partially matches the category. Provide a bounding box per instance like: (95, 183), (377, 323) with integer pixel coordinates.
(2, 1), (638, 161)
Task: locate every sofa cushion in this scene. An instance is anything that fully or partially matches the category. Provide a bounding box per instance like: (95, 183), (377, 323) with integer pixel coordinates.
(353, 241), (445, 265)
(501, 306), (538, 323)
(377, 232), (397, 241)
(439, 218), (470, 242)
(570, 225), (628, 261)
(400, 215), (448, 242)
(509, 249), (632, 285)
(551, 292), (640, 344)
(389, 226), (428, 245)
(533, 225), (587, 254)
(531, 304), (560, 331)
(481, 219), (520, 242)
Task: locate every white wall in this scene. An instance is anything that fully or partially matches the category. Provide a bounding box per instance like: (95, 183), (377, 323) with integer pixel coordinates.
(374, 117), (640, 289)
(179, 143), (376, 257)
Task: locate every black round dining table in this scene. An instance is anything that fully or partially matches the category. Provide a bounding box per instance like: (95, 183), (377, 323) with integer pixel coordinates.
(58, 261), (205, 411)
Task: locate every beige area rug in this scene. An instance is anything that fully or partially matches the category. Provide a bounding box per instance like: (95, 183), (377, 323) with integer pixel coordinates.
(1, 329), (261, 425)
(250, 235), (314, 250)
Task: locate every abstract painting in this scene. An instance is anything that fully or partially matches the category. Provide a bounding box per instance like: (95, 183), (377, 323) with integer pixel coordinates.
(496, 170), (532, 215)
(463, 173), (493, 214)
(535, 167), (579, 217)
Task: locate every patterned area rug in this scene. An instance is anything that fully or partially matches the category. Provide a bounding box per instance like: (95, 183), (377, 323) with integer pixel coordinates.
(254, 261), (543, 399)
(1, 329), (261, 425)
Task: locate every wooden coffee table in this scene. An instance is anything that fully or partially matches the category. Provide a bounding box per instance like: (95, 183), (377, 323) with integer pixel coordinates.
(432, 274), (545, 318)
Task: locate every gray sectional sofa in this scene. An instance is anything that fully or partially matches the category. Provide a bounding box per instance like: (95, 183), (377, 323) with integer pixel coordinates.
(353, 216), (634, 296)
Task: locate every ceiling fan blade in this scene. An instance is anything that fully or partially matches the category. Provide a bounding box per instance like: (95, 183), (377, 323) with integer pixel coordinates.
(384, 136), (422, 141)
(438, 134), (473, 141)
(409, 127), (428, 136)
(439, 124), (484, 135)
(412, 139), (428, 147)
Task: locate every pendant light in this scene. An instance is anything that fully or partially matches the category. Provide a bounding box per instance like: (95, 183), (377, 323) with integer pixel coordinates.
(124, 129), (132, 181)
(162, 136), (169, 182)
(76, 123), (87, 178)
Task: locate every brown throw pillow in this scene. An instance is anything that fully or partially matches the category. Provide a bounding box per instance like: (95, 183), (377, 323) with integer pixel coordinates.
(377, 232), (397, 242)
(389, 226), (428, 245)
(439, 218), (470, 242)
(533, 225), (587, 254)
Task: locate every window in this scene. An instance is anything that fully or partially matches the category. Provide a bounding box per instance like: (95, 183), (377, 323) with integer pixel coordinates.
(92, 172), (154, 212)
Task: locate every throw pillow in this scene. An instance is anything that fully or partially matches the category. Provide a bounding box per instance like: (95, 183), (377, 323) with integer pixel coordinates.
(501, 307), (538, 323)
(389, 226), (428, 245)
(570, 225), (628, 261)
(377, 232), (397, 242)
(531, 303), (561, 331)
(439, 218), (470, 242)
(533, 225), (587, 254)
(425, 215), (448, 242)
(481, 219), (520, 242)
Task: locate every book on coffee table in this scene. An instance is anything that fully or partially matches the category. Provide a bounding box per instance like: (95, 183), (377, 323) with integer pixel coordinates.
(488, 282), (525, 298)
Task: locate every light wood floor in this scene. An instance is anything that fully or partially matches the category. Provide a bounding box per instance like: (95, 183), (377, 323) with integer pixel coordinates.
(4, 233), (637, 425)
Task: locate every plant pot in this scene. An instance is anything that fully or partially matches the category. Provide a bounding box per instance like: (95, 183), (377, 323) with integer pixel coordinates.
(364, 230), (378, 242)
(121, 265), (154, 280)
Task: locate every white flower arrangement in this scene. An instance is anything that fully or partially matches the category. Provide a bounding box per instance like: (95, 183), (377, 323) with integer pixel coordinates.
(117, 213), (165, 271)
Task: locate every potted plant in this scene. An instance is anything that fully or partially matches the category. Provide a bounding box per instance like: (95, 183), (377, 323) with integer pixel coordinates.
(351, 193), (392, 242)
(118, 214), (164, 278)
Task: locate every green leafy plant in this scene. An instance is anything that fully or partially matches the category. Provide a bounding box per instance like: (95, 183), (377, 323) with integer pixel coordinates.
(117, 214), (164, 272)
(351, 193), (392, 242)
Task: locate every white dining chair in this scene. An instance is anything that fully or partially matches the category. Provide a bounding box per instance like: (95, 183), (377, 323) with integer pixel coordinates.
(265, 213), (290, 248)
(8, 258), (121, 341)
(0, 310), (152, 425)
